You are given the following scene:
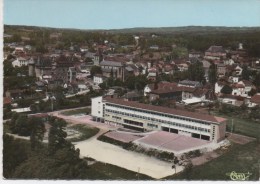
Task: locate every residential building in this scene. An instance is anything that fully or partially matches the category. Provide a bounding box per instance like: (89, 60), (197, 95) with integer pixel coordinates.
(5, 89), (24, 99)
(100, 60), (125, 81)
(189, 51), (202, 59)
(217, 63), (226, 77)
(148, 82), (182, 102)
(93, 74), (105, 85)
(144, 83), (154, 96)
(52, 56), (78, 84)
(12, 57), (29, 67)
(205, 46), (226, 60)
(91, 96), (227, 143)
(218, 94), (245, 107)
(178, 80), (202, 88)
(122, 91), (142, 101)
(34, 57), (53, 79)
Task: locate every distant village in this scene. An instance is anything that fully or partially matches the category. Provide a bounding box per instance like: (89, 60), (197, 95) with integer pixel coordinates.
(3, 29), (260, 115)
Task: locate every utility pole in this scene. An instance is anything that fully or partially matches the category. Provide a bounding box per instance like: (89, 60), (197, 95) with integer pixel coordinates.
(137, 167), (140, 180)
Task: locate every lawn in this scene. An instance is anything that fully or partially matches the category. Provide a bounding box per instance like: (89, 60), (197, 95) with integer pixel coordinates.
(61, 108), (91, 116)
(164, 141), (260, 181)
(213, 111), (260, 139)
(67, 124), (99, 142)
(88, 161), (153, 180)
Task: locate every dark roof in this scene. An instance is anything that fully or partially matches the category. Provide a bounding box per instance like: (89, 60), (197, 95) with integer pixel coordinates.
(104, 97), (226, 124)
(153, 82), (183, 94)
(206, 46), (226, 53)
(100, 60), (123, 67)
(122, 91), (142, 98)
(101, 68), (118, 73)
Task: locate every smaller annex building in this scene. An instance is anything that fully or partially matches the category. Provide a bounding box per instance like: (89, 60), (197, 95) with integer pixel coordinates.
(91, 96), (226, 143)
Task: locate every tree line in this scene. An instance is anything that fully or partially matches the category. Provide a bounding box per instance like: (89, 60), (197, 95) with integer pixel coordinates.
(3, 116), (93, 179)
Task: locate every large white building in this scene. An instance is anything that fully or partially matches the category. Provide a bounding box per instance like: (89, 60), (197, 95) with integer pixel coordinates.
(91, 96), (227, 143)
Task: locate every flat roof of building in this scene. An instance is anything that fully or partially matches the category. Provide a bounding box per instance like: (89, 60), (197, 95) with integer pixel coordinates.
(104, 97), (226, 124)
(134, 131), (209, 153)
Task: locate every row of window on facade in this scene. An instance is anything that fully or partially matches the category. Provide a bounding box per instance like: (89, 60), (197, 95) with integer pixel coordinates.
(105, 109), (210, 133)
(106, 103), (211, 126)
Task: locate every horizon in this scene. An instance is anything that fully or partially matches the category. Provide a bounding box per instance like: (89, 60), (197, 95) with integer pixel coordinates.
(4, 0), (260, 30)
(4, 24), (260, 32)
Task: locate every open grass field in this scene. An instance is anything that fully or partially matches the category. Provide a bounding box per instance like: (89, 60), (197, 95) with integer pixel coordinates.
(164, 141), (260, 181)
(67, 124), (99, 142)
(213, 112), (260, 140)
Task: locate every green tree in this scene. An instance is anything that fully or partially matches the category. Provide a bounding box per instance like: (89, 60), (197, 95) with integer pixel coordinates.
(9, 112), (19, 134)
(171, 47), (188, 59)
(253, 72), (260, 86)
(3, 60), (14, 76)
(90, 65), (102, 76)
(208, 63), (217, 86)
(48, 117), (68, 155)
(28, 117), (46, 151)
(15, 114), (31, 136)
(3, 134), (29, 178)
(221, 85), (233, 94)
(241, 65), (250, 80)
(188, 61), (205, 82)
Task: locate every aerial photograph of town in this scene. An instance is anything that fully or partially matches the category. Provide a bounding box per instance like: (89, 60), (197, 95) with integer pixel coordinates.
(2, 0), (260, 182)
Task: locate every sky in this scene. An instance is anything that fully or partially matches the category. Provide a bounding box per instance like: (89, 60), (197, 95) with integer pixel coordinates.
(3, 0), (260, 29)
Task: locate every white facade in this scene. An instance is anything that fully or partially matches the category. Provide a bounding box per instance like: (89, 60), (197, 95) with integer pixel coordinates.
(224, 59), (235, 65)
(12, 57), (29, 67)
(91, 96), (104, 120)
(229, 76), (239, 83)
(93, 76), (104, 84)
(232, 87), (244, 96)
(91, 96), (226, 143)
(235, 66), (243, 76)
(238, 81), (253, 97)
(144, 85), (152, 96)
(215, 82), (224, 94)
(78, 84), (88, 92)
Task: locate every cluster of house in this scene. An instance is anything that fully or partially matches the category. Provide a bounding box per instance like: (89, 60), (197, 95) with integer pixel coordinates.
(144, 80), (213, 105)
(4, 31), (260, 109)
